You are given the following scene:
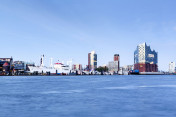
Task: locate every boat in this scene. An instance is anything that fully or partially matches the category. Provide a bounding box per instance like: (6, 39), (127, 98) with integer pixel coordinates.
(28, 55), (71, 75)
(129, 70), (139, 75)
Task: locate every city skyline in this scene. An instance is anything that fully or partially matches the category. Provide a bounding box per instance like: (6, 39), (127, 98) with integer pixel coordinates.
(1, 0), (176, 71)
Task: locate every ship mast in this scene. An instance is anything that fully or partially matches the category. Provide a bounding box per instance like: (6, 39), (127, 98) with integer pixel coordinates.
(40, 55), (44, 67)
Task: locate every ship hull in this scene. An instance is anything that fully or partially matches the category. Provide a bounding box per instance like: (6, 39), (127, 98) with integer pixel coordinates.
(28, 66), (70, 74)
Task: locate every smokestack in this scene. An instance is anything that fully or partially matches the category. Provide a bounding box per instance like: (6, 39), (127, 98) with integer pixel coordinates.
(40, 55), (44, 67)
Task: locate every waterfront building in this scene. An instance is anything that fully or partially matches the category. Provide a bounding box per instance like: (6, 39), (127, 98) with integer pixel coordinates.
(0, 57), (13, 74)
(13, 61), (35, 70)
(13, 61), (26, 74)
(88, 51), (97, 70)
(122, 65), (134, 71)
(108, 61), (119, 73)
(72, 64), (82, 71)
(14, 61), (26, 70)
(169, 62), (175, 73)
(108, 54), (120, 73)
(134, 42), (158, 72)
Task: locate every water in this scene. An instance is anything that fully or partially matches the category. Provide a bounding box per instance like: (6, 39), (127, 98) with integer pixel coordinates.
(0, 75), (176, 117)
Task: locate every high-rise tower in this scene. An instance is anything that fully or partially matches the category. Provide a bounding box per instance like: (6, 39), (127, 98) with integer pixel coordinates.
(88, 51), (97, 70)
(114, 54), (120, 61)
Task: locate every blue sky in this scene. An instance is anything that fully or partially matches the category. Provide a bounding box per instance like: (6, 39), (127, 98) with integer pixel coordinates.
(0, 0), (176, 71)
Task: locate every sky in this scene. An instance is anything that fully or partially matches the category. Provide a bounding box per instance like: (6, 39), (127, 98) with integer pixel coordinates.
(0, 0), (176, 71)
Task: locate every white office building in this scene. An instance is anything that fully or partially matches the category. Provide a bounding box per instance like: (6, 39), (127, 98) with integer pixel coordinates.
(169, 62), (175, 73)
(108, 61), (119, 73)
(108, 54), (120, 73)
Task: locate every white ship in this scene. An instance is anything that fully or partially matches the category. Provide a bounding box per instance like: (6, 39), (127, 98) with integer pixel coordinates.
(28, 55), (71, 75)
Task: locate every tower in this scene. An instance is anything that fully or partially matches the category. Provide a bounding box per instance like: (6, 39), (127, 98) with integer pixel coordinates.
(88, 51), (97, 70)
(114, 54), (120, 61)
(40, 55), (44, 67)
(114, 54), (120, 71)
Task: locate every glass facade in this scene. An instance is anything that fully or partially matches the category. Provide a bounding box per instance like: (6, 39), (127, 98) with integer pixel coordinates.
(14, 61), (26, 70)
(134, 43), (158, 72)
(94, 54), (97, 66)
(88, 51), (97, 70)
(134, 43), (158, 64)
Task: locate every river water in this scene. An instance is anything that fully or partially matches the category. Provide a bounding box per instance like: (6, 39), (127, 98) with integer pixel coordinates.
(0, 75), (176, 117)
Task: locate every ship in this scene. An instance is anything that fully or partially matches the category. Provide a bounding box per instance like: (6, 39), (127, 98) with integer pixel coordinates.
(28, 55), (71, 75)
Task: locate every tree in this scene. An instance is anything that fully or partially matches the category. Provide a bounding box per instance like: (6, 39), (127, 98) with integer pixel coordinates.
(96, 66), (108, 72)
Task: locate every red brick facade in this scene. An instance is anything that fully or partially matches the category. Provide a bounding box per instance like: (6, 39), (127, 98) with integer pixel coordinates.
(114, 55), (119, 61)
(88, 53), (91, 70)
(134, 63), (158, 72)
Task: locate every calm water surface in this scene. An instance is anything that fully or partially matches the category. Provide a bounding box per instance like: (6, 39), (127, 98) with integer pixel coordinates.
(0, 75), (176, 117)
